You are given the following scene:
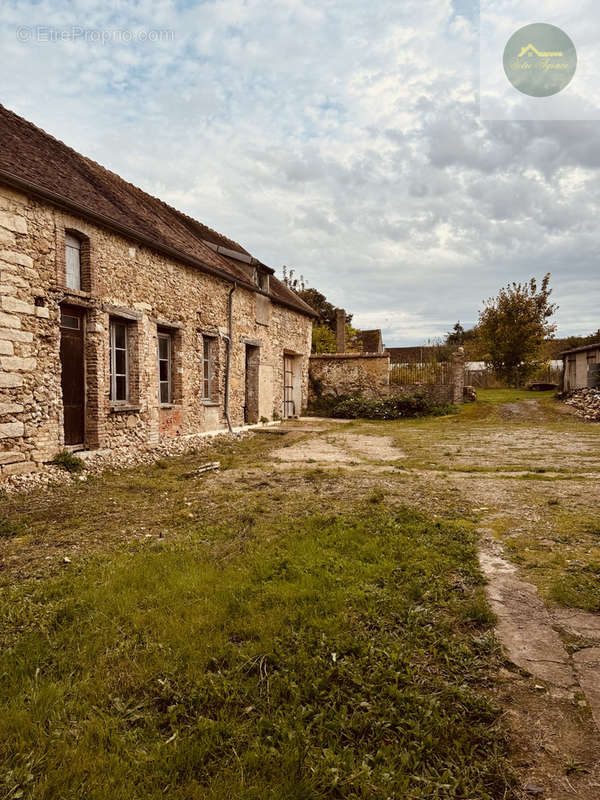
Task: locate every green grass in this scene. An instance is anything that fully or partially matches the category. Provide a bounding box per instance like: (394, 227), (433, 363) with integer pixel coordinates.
(49, 450), (86, 473)
(549, 568), (600, 612)
(473, 389), (556, 405)
(0, 515), (30, 540)
(0, 505), (513, 800)
(497, 503), (600, 614)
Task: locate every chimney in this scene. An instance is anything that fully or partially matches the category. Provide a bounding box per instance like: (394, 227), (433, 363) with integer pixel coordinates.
(335, 308), (346, 353)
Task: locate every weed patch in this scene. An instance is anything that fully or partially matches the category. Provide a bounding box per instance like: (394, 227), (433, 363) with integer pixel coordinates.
(549, 567), (600, 612)
(0, 515), (29, 540)
(49, 450), (85, 473)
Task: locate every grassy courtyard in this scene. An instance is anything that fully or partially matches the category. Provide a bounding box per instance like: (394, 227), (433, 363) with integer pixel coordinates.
(0, 437), (514, 799)
(2, 389), (600, 798)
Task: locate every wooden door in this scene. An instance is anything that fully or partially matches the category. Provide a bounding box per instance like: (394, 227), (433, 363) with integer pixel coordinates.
(60, 307), (85, 445)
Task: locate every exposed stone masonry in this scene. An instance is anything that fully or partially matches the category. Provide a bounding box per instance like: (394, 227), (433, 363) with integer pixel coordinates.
(0, 186), (313, 479)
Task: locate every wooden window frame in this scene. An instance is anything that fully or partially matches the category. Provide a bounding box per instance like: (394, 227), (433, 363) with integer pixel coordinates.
(109, 319), (129, 403)
(202, 336), (216, 400)
(158, 331), (172, 405)
(61, 228), (92, 294)
(65, 233), (82, 291)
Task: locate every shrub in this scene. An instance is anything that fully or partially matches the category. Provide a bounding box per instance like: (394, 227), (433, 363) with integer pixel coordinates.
(50, 450), (86, 473)
(311, 392), (456, 420)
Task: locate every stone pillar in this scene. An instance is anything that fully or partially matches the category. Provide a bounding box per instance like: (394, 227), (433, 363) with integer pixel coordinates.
(451, 347), (465, 404)
(335, 308), (346, 354)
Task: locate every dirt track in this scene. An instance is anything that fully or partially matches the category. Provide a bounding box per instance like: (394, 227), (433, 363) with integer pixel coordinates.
(271, 397), (600, 799)
(2, 392), (600, 797)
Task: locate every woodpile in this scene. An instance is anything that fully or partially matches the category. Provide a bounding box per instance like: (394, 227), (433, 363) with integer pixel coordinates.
(564, 388), (600, 421)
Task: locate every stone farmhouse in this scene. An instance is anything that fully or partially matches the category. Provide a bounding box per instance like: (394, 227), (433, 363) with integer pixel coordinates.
(0, 106), (317, 477)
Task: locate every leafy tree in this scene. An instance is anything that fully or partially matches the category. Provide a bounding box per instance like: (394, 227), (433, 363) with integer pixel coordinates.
(476, 273), (557, 386)
(558, 329), (600, 352)
(282, 266), (353, 330)
(446, 322), (465, 346)
(311, 324), (337, 354)
(282, 266), (355, 353)
(444, 323), (482, 361)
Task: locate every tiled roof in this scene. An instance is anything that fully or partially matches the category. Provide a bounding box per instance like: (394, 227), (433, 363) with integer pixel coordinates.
(0, 104), (316, 318)
(560, 341), (600, 356)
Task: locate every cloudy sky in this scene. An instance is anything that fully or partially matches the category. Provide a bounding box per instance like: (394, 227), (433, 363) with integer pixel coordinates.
(0, 0), (598, 344)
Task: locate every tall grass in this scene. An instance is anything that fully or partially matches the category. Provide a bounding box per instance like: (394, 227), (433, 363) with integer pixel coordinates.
(0, 506), (513, 799)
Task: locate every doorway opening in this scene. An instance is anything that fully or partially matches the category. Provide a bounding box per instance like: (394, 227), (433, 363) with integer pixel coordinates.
(283, 354), (301, 419)
(244, 344), (260, 424)
(60, 306), (86, 447)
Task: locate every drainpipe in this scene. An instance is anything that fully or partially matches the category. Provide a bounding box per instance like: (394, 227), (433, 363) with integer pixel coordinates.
(223, 283), (236, 433)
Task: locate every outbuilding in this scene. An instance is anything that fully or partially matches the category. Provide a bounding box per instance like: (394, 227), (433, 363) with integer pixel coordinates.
(561, 342), (600, 391)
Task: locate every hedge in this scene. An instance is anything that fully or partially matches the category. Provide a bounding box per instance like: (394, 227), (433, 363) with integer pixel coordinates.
(309, 392), (456, 420)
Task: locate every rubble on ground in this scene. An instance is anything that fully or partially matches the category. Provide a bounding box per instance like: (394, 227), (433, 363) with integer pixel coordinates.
(1, 431), (249, 494)
(564, 388), (600, 421)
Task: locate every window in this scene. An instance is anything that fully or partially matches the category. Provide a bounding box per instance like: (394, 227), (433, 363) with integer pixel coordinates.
(158, 332), (172, 404)
(257, 271), (269, 293)
(110, 320), (129, 402)
(65, 234), (82, 291)
(203, 337), (216, 400)
(61, 311), (80, 330)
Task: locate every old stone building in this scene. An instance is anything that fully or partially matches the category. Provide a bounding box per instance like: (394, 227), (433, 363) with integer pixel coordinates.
(0, 105), (316, 477)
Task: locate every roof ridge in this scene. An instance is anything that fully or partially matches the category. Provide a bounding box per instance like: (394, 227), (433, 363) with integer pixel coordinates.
(0, 102), (83, 156)
(0, 103), (317, 317)
(0, 105), (251, 258)
(80, 154), (251, 256)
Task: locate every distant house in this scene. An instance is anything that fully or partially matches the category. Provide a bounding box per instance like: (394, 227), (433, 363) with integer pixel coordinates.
(0, 105), (317, 478)
(561, 343), (600, 391)
(355, 329), (384, 354)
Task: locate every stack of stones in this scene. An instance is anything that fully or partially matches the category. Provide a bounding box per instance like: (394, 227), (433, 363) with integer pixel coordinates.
(564, 388), (600, 421)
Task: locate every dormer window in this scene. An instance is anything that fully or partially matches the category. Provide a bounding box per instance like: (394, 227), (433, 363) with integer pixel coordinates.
(65, 233), (82, 291)
(257, 271), (269, 293)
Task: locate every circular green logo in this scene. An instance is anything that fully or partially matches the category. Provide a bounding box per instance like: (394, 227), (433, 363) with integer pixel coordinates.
(503, 23), (577, 97)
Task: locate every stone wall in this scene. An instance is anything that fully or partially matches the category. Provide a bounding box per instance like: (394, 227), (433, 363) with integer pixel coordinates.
(309, 353), (390, 402)
(0, 186), (312, 478)
(309, 349), (465, 408)
(388, 383), (453, 404)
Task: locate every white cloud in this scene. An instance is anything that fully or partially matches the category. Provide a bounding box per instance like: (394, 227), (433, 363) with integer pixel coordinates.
(0, 0), (598, 344)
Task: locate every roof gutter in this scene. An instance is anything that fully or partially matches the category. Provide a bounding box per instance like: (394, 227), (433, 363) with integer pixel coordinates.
(559, 341), (600, 357)
(0, 168), (256, 293)
(0, 167), (317, 320)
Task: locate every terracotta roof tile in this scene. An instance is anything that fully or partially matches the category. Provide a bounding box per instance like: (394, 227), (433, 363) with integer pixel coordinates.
(0, 104), (316, 317)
